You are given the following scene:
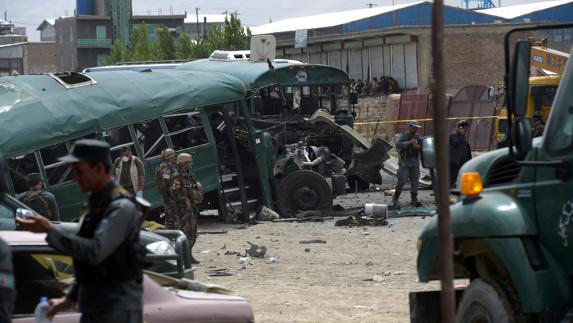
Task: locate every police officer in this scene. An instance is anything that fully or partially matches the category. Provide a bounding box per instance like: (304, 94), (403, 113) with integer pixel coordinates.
(170, 153), (203, 264)
(449, 120), (472, 187)
(0, 156), (15, 322)
(155, 148), (177, 229)
(16, 173), (61, 221)
(392, 121), (423, 209)
(16, 139), (144, 322)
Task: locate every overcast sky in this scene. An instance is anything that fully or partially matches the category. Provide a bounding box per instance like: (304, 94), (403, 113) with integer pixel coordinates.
(2, 0), (541, 41)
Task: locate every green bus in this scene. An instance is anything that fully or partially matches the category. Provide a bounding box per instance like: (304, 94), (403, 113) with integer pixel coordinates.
(176, 55), (388, 214)
(0, 69), (275, 222)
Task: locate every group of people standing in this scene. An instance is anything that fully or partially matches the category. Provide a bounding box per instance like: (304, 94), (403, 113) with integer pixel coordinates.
(11, 139), (204, 321)
(154, 148), (203, 264)
(351, 76), (402, 97)
(391, 119), (473, 209)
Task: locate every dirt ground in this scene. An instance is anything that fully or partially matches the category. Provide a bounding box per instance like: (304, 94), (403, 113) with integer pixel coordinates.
(193, 175), (440, 322)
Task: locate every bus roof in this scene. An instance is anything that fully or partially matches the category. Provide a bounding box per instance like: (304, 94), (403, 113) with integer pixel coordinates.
(176, 59), (350, 90)
(0, 69), (246, 157)
(83, 63), (181, 73)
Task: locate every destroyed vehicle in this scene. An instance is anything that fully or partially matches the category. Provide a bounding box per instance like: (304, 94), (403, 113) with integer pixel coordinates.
(177, 52), (392, 215)
(5, 231), (254, 323)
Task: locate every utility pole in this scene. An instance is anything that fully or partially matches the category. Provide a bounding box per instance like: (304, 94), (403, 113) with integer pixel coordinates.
(431, 0), (455, 321)
(195, 7), (200, 38)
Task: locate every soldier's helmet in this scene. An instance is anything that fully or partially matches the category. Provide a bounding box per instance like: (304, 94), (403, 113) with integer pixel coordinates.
(161, 148), (176, 161)
(177, 153), (193, 165)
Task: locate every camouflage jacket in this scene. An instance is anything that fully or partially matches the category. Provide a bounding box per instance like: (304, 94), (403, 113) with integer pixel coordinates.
(169, 168), (204, 207)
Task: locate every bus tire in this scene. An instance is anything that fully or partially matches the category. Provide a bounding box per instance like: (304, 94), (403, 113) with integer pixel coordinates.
(456, 278), (519, 323)
(278, 170), (333, 218)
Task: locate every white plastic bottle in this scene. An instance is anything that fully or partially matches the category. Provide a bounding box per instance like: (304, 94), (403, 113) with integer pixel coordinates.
(34, 296), (50, 323)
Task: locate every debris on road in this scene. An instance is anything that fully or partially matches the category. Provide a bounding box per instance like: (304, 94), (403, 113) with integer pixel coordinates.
(224, 251), (242, 256)
(207, 268), (233, 277)
(245, 242), (267, 258)
(304, 248), (311, 252)
(334, 216), (388, 227)
(257, 206), (280, 221)
(299, 239), (327, 244)
(198, 230), (228, 235)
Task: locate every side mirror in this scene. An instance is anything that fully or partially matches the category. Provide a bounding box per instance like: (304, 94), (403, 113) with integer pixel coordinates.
(421, 136), (435, 169)
(512, 117), (532, 154)
(509, 40), (531, 117)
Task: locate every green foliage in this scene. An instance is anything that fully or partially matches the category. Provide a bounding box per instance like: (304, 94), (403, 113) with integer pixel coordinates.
(223, 13), (251, 50)
(105, 41), (129, 65)
(176, 33), (193, 59)
(114, 14), (251, 63)
(130, 22), (152, 61)
(157, 25), (176, 60)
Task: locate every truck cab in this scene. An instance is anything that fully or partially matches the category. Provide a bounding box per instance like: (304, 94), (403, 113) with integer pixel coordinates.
(413, 25), (573, 322)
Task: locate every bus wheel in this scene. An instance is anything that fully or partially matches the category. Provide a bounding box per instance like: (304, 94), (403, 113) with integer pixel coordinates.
(456, 278), (519, 323)
(278, 170), (333, 218)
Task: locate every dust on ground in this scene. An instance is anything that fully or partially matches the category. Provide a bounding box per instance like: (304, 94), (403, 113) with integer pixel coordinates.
(193, 178), (439, 322)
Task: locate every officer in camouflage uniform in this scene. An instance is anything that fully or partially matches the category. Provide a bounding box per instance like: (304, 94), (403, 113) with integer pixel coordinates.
(170, 153), (203, 264)
(154, 148), (177, 228)
(16, 173), (61, 221)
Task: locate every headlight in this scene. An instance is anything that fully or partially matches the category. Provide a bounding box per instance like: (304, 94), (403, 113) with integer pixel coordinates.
(146, 241), (177, 265)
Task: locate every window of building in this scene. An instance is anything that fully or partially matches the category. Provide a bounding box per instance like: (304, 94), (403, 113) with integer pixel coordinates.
(163, 109), (208, 151)
(133, 119), (168, 159)
(96, 25), (106, 39)
(7, 153), (39, 194)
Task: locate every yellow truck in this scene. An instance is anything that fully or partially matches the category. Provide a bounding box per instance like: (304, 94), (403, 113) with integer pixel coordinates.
(495, 44), (568, 147)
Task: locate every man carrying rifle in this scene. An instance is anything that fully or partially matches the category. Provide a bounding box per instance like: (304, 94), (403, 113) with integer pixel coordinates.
(170, 153), (203, 264)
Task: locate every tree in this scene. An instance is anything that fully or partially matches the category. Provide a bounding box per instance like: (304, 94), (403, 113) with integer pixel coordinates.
(176, 33), (193, 59)
(105, 41), (129, 65)
(157, 25), (176, 60)
(130, 22), (152, 61)
(223, 13), (251, 50)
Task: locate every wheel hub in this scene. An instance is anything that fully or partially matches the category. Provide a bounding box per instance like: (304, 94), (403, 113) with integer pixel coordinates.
(293, 186), (319, 210)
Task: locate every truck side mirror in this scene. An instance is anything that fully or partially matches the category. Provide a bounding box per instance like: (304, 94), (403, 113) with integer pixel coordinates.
(512, 117), (532, 154)
(509, 40), (531, 117)
(421, 136), (435, 169)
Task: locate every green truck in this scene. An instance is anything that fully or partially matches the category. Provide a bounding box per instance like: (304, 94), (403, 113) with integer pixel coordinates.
(412, 24), (573, 322)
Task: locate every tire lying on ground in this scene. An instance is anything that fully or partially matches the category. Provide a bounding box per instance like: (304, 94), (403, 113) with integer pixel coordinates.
(278, 170), (333, 218)
(456, 278), (521, 323)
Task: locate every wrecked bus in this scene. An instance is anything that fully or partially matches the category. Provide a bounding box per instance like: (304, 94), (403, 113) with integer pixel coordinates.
(177, 53), (392, 216)
(0, 69), (276, 222)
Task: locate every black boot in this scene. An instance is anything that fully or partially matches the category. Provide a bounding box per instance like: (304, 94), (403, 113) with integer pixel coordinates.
(390, 191), (401, 210)
(410, 192), (422, 207)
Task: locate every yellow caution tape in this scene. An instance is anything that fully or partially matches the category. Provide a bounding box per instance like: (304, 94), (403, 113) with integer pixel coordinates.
(354, 115), (499, 126)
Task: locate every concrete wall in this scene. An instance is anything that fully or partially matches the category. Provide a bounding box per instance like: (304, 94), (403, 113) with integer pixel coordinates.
(23, 42), (57, 74)
(55, 18), (78, 71)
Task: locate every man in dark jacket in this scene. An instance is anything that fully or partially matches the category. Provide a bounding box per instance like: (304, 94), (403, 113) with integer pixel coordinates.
(16, 173), (61, 221)
(16, 139), (144, 323)
(449, 120), (473, 187)
(392, 121), (423, 209)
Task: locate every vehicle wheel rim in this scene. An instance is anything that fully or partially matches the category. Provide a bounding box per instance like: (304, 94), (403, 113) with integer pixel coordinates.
(293, 186), (319, 210)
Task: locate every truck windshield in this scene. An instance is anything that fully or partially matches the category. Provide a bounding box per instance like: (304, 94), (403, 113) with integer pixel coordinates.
(544, 69), (573, 153)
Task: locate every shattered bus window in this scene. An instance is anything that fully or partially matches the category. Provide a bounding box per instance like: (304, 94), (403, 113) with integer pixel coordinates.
(134, 119), (167, 159)
(103, 126), (134, 161)
(40, 143), (72, 187)
(8, 152), (39, 194)
(164, 109), (208, 151)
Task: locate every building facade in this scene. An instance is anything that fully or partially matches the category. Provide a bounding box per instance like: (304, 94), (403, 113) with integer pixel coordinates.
(0, 42), (57, 76)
